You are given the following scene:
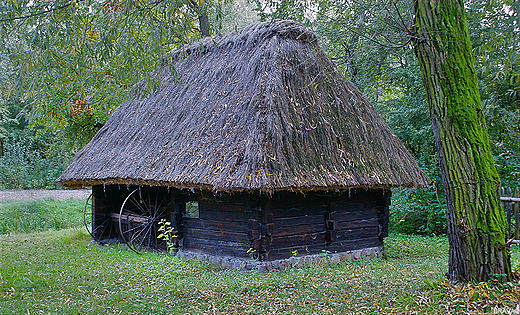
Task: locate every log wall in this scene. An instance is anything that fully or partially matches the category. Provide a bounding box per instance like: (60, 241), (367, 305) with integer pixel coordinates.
(178, 189), (390, 261)
(91, 186), (390, 260)
(180, 193), (255, 259)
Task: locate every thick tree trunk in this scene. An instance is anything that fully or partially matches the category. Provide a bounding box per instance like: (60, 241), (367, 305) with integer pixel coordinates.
(413, 0), (511, 283)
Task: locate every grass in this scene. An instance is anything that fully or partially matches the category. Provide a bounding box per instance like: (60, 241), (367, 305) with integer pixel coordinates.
(0, 199), (84, 234)
(0, 199), (519, 314)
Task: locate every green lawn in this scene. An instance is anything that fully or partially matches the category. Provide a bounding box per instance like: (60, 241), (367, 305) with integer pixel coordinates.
(0, 200), (519, 314)
(0, 199), (84, 234)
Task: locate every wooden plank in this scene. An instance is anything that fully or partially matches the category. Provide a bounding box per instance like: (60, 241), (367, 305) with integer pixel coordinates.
(335, 218), (378, 230)
(200, 200), (253, 213)
(268, 191), (329, 209)
(111, 212), (148, 224)
(333, 210), (377, 223)
(183, 228), (249, 242)
(271, 205), (328, 218)
(331, 227), (379, 242)
(273, 214), (324, 227)
(248, 229), (261, 241)
(182, 190), (260, 205)
(273, 224), (326, 237)
(325, 237), (383, 253)
(198, 209), (252, 222)
(182, 236), (250, 249)
(271, 232), (327, 247)
(332, 202), (378, 213)
(183, 218), (247, 232)
(328, 189), (375, 202)
(182, 238), (251, 258)
(500, 197), (520, 202)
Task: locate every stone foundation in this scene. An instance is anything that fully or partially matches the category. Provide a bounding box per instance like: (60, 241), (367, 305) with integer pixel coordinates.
(175, 246), (384, 272)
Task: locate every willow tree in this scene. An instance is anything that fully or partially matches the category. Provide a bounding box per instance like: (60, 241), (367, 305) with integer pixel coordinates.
(413, 0), (511, 282)
(0, 0), (222, 146)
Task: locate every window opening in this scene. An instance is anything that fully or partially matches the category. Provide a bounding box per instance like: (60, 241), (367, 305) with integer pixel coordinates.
(185, 201), (199, 218)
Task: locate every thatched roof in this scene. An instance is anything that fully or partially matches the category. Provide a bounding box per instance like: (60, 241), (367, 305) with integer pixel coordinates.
(57, 20), (430, 192)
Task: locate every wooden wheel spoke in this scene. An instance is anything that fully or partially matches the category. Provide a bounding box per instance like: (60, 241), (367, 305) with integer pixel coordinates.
(129, 196), (148, 214)
(119, 187), (169, 253)
(140, 224), (155, 249)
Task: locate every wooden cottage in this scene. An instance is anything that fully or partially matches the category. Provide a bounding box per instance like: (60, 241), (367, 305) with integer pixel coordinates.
(57, 20), (430, 261)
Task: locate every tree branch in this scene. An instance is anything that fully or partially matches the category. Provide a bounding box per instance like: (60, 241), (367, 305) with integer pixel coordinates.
(0, 1), (80, 22)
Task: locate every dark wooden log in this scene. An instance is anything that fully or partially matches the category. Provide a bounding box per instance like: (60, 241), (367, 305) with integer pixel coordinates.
(199, 201), (254, 213)
(247, 229), (261, 241)
(330, 200), (378, 212)
(260, 204), (274, 255)
(183, 217), (247, 232)
(271, 232), (327, 247)
(183, 228), (249, 243)
(182, 238), (251, 258)
(333, 210), (377, 223)
(273, 214), (324, 227)
(247, 219), (261, 230)
(198, 209), (252, 222)
(268, 191), (329, 209)
(330, 227), (379, 241)
(261, 223), (274, 236)
(250, 207), (262, 253)
(335, 218), (378, 230)
(376, 189), (391, 240)
(273, 223), (326, 237)
(271, 205), (329, 218)
(325, 237), (383, 253)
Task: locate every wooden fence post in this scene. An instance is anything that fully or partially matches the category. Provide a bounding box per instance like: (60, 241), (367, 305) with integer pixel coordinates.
(514, 187), (519, 241)
(500, 187), (520, 243)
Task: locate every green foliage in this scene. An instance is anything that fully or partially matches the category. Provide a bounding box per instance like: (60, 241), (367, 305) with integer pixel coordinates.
(390, 187), (447, 236)
(0, 0), (229, 146)
(0, 100), (76, 189)
(157, 218), (177, 254)
(390, 161), (447, 236)
(467, 0), (519, 188)
(0, 199), (84, 234)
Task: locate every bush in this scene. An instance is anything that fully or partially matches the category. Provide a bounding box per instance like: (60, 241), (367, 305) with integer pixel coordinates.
(389, 187), (447, 236)
(390, 174), (447, 236)
(0, 133), (69, 189)
(0, 100), (76, 189)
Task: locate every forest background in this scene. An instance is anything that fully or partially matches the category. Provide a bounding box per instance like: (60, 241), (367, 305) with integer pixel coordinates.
(0, 0), (518, 236)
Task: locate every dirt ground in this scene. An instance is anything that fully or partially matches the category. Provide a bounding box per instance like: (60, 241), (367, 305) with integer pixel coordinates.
(0, 189), (91, 201)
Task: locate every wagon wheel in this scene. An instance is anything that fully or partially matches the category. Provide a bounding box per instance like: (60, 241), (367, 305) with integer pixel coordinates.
(118, 188), (169, 253)
(84, 193), (115, 241)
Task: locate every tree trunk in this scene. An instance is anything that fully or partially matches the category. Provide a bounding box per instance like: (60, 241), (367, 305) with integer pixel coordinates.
(413, 0), (511, 283)
(188, 0), (210, 37)
(199, 12), (210, 37)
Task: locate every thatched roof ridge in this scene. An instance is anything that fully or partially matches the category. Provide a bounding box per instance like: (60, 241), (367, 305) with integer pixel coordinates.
(57, 20), (430, 191)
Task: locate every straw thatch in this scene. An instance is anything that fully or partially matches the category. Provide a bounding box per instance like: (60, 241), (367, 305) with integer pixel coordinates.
(57, 20), (430, 192)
